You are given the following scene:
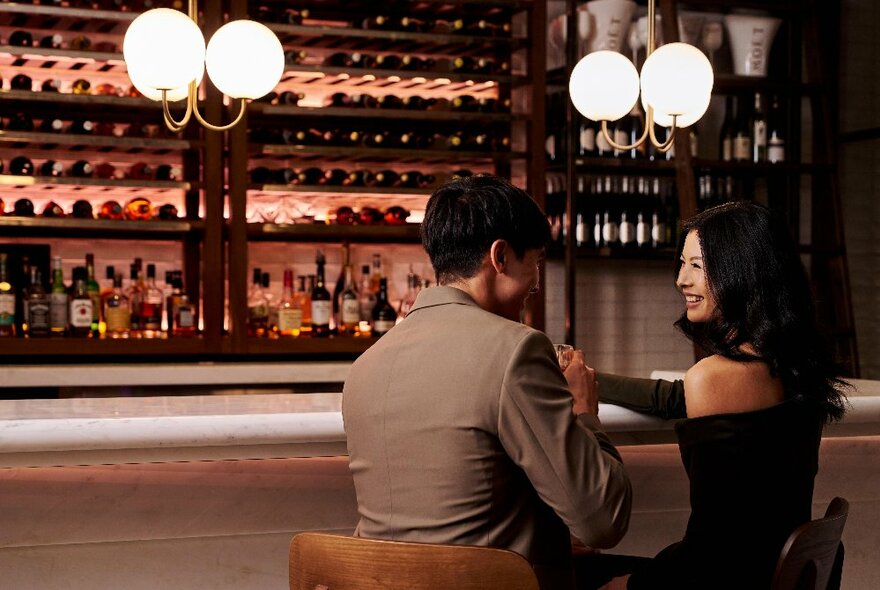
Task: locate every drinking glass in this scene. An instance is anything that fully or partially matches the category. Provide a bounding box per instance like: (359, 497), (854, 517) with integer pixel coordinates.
(554, 344), (574, 371)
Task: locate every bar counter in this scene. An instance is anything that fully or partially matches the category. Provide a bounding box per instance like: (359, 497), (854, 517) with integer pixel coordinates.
(0, 369), (878, 589)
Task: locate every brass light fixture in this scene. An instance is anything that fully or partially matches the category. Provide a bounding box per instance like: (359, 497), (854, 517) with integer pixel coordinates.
(122, 1), (284, 132)
(568, 0), (714, 152)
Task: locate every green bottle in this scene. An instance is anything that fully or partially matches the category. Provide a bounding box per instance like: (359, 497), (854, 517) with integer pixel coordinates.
(85, 253), (101, 336)
(49, 255), (68, 336)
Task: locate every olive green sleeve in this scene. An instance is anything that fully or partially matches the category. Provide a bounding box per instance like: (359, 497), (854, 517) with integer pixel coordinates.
(597, 373), (687, 420)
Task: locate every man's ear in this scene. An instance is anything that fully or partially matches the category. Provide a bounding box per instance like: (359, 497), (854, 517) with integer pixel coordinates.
(489, 239), (508, 273)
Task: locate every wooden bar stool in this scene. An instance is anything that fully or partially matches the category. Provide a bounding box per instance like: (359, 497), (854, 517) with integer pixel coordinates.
(289, 532), (540, 590)
(771, 497), (849, 590)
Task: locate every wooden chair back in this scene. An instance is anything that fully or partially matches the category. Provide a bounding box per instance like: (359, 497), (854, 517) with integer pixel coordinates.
(289, 532), (540, 590)
(771, 497), (849, 590)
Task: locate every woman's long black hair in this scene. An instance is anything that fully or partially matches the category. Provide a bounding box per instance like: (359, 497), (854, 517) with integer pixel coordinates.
(674, 201), (848, 422)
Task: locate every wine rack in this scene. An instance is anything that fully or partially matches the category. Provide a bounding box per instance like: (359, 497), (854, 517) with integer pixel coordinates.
(549, 0), (858, 374)
(0, 0), (545, 362)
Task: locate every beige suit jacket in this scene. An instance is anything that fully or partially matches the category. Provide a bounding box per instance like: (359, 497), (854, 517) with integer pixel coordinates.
(343, 287), (631, 589)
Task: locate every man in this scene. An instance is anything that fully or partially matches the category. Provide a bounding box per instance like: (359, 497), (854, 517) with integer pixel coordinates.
(343, 175), (631, 590)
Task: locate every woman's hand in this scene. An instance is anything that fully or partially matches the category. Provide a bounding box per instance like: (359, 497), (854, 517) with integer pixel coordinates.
(563, 350), (599, 415)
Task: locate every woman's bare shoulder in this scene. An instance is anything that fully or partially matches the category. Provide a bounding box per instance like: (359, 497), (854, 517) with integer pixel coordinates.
(684, 355), (784, 418)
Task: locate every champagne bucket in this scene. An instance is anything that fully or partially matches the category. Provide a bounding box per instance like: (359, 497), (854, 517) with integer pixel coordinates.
(724, 14), (782, 77)
(580, 0), (636, 55)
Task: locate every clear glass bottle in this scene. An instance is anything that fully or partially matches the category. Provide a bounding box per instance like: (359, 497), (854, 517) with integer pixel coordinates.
(277, 269), (303, 338)
(104, 274), (131, 338)
(247, 268), (268, 337)
(339, 263), (360, 336)
(49, 255), (68, 336)
(0, 253), (15, 337)
(172, 274), (197, 337)
(296, 276), (312, 336)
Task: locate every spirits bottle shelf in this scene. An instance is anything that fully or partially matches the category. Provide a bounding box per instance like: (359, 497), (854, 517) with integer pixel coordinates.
(0, 337), (208, 360)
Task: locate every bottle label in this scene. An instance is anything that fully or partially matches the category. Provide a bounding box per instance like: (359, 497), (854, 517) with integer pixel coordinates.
(178, 307), (195, 328)
(636, 222), (650, 245)
(70, 299), (93, 328)
(278, 308), (303, 331)
(50, 293), (68, 327)
(544, 135), (556, 160)
(141, 302), (163, 330)
(342, 299), (361, 324)
(620, 221), (635, 245)
(734, 135), (751, 161)
(753, 121), (767, 148)
(373, 319), (395, 334)
(105, 306), (131, 332)
(768, 141), (785, 163)
(651, 222), (667, 245)
(579, 126), (595, 154)
(575, 214), (586, 246)
(248, 304), (268, 320)
(29, 302), (50, 330)
(593, 216), (602, 246)
(721, 138), (733, 161)
(602, 222), (619, 244)
(311, 300), (331, 326)
(613, 129), (628, 155)
(596, 131), (612, 155)
(0, 294), (14, 325)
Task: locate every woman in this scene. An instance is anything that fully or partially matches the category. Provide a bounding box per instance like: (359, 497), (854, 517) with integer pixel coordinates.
(596, 201), (848, 589)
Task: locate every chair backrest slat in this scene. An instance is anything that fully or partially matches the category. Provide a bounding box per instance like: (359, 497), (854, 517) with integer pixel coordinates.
(290, 532), (540, 590)
(771, 497), (849, 590)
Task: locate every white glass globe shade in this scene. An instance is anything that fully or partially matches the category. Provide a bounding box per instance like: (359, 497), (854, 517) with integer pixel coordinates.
(569, 51), (639, 122)
(128, 64), (204, 102)
(123, 8), (205, 91)
(640, 42), (713, 117)
(205, 20), (284, 100)
(643, 88), (710, 128)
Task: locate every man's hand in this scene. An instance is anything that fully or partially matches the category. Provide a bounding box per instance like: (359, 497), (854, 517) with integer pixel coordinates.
(563, 350), (598, 415)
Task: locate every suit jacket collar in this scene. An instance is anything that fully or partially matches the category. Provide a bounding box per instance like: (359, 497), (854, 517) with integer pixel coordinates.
(409, 286), (480, 315)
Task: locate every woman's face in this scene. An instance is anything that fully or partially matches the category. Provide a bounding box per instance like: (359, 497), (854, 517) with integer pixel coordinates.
(676, 230), (717, 323)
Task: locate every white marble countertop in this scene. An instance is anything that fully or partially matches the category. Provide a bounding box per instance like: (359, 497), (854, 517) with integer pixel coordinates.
(1, 375), (879, 468)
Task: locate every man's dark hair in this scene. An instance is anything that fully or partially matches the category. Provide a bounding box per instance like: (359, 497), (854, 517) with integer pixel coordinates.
(674, 201), (848, 422)
(421, 174), (551, 284)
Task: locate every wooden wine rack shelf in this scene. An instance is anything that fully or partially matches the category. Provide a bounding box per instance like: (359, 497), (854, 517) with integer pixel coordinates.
(258, 143), (521, 164)
(249, 183), (433, 196)
(253, 103), (515, 122)
(0, 216), (203, 239)
(0, 130), (194, 154)
(246, 222), (421, 243)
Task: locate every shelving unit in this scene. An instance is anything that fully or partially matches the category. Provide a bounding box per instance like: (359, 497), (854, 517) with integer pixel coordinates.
(550, 0), (858, 375)
(0, 0), (545, 362)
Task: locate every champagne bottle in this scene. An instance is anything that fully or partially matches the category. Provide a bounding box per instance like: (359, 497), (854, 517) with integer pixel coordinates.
(70, 160), (95, 178)
(10, 74), (33, 91)
(311, 250), (332, 337)
(718, 95), (735, 162)
(751, 92), (767, 162)
(371, 278), (397, 336)
(767, 95), (785, 164)
(733, 94), (751, 162)
(39, 160), (64, 177)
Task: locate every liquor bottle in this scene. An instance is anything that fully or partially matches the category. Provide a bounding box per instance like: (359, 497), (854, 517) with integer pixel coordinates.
(733, 95), (751, 162)
(171, 272), (197, 337)
(396, 266), (419, 322)
(85, 254), (101, 335)
(49, 256), (68, 336)
(357, 264), (375, 335)
(767, 95), (785, 163)
(128, 260), (145, 335)
(262, 272), (277, 335)
(247, 267), (268, 337)
(27, 266), (50, 337)
(140, 264), (164, 338)
(311, 250), (332, 337)
(751, 92), (767, 162)
(296, 276), (312, 335)
(0, 254), (16, 338)
(104, 274), (131, 338)
(69, 267), (93, 338)
(719, 95), (735, 161)
(333, 243), (351, 327)
(338, 262), (360, 336)
(277, 269), (302, 338)
(371, 278), (397, 336)
(10, 156), (35, 175)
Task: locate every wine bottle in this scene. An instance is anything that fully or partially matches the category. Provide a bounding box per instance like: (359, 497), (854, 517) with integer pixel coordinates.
(398, 16), (425, 32)
(371, 278), (397, 336)
(733, 94), (751, 162)
(39, 34), (63, 49)
(323, 168), (348, 185)
(376, 94), (403, 109)
(69, 36), (92, 51)
(284, 49), (308, 64)
(7, 113), (34, 131)
(41, 79), (62, 92)
(72, 200), (94, 219)
(68, 119), (94, 135)
(370, 54), (401, 70)
(39, 160), (64, 177)
(13, 198), (35, 216)
(10, 156), (35, 175)
(71, 79), (91, 95)
(154, 164), (180, 181)
(311, 250), (332, 337)
(361, 15), (393, 30)
(332, 243), (351, 327)
(70, 160), (95, 178)
(751, 92), (767, 162)
(767, 95), (785, 164)
(399, 55), (424, 70)
(719, 95), (735, 162)
(277, 90), (304, 105)
(10, 74), (33, 91)
(9, 30), (34, 47)
(296, 167), (324, 185)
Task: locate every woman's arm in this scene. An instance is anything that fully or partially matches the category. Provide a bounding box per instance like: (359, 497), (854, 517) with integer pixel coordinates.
(596, 373), (687, 420)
